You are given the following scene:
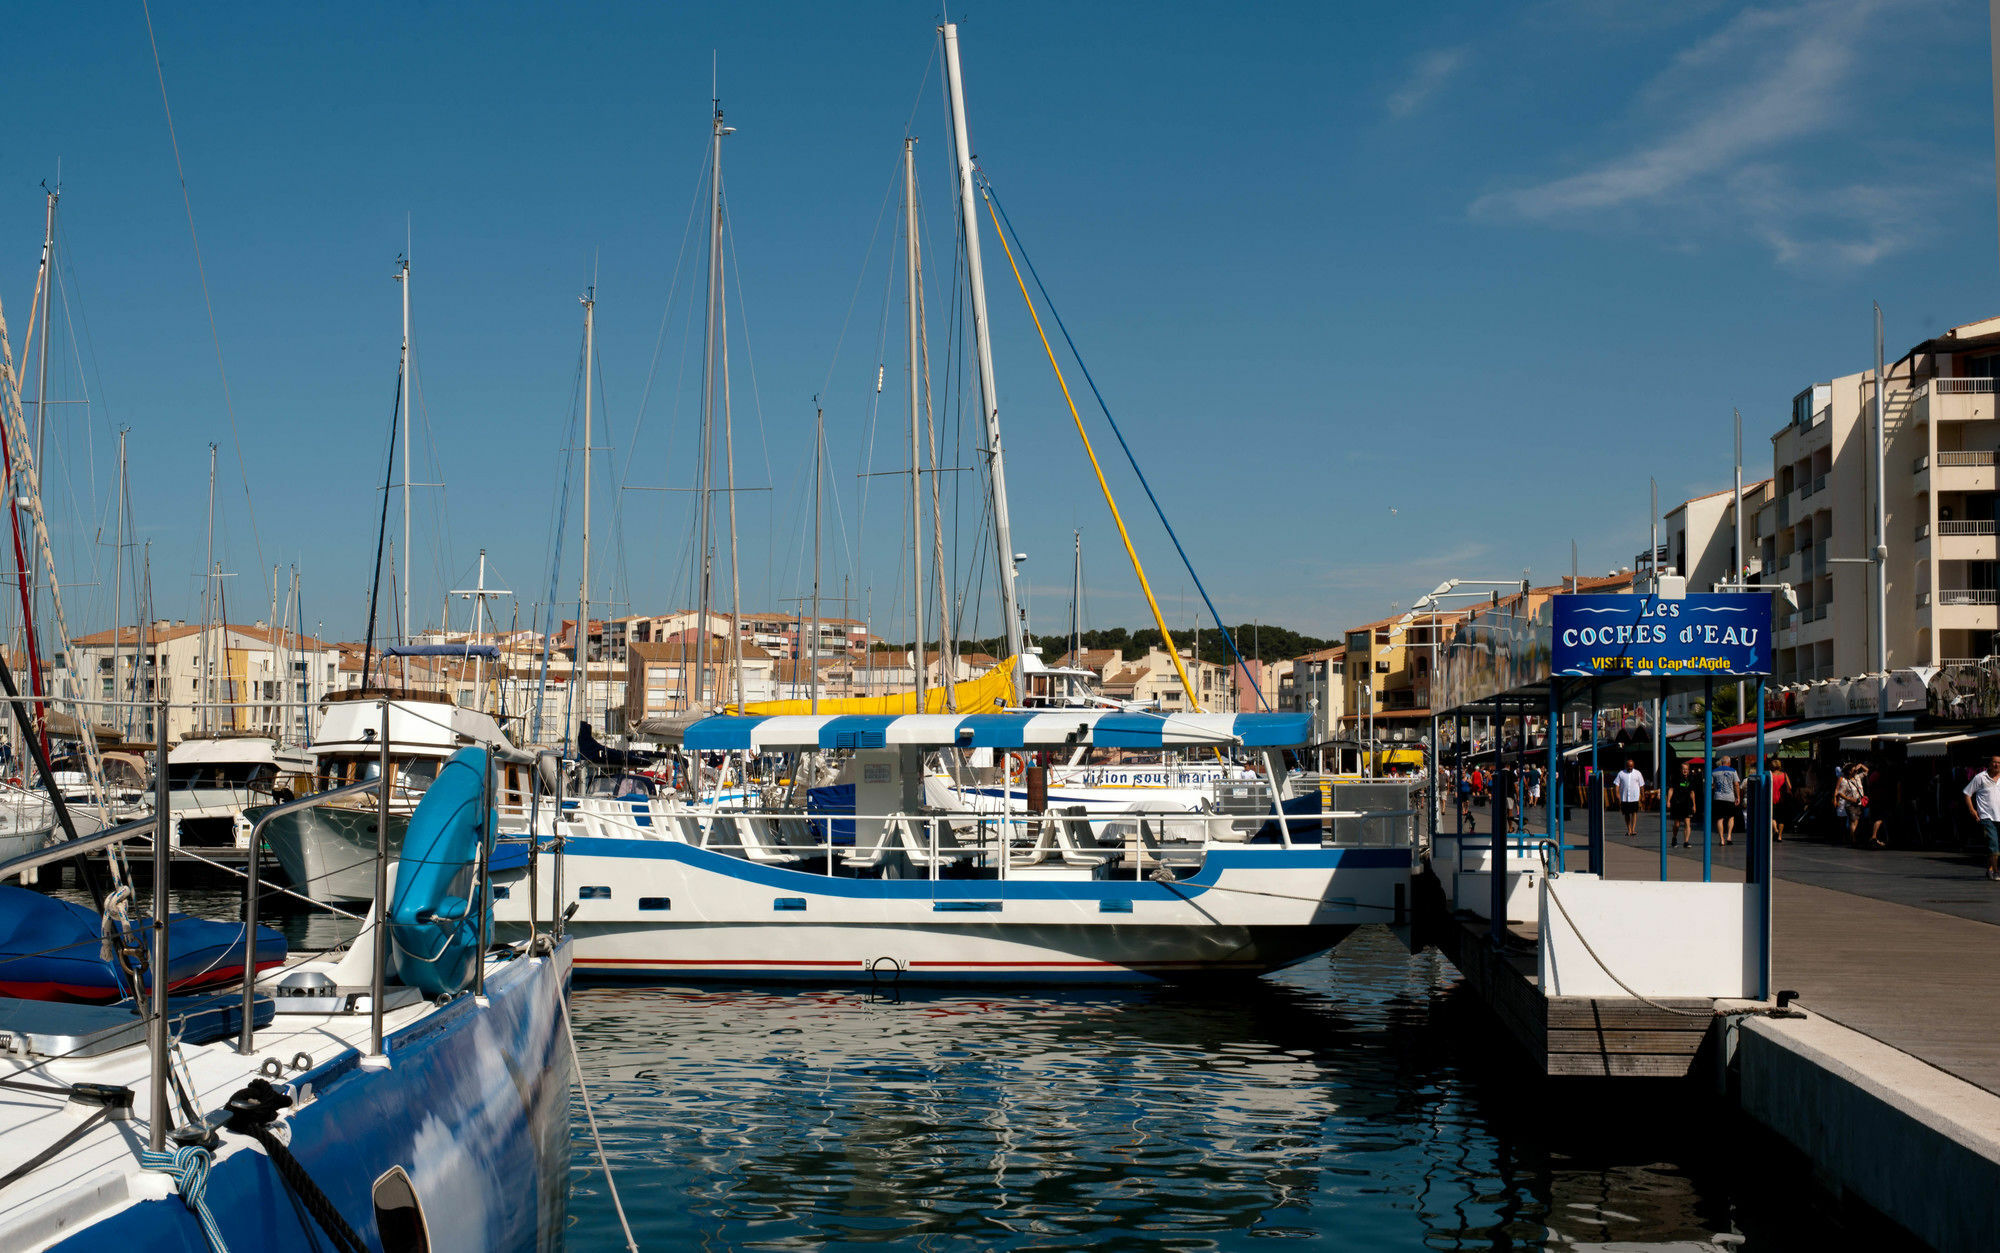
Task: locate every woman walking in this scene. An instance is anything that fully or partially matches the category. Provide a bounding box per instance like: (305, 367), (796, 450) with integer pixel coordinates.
(1835, 763), (1880, 847)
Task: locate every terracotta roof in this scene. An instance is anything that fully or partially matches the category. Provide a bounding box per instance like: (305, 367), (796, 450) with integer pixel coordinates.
(71, 622), (336, 650)
(630, 639), (773, 664)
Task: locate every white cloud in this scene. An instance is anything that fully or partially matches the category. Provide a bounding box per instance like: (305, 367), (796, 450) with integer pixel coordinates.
(1386, 46), (1470, 118)
(1471, 1), (1931, 267)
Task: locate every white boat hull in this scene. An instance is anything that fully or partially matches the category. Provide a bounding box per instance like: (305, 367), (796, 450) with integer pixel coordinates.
(495, 835), (1409, 984)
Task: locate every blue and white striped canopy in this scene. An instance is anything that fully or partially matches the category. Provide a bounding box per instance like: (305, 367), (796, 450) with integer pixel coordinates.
(681, 710), (1311, 752)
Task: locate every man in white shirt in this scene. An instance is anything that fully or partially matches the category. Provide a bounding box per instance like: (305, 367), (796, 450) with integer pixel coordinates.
(1612, 758), (1645, 838)
(1961, 755), (2000, 882)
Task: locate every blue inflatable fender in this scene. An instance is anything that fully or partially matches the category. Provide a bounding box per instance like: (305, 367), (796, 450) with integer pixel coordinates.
(388, 746), (496, 997)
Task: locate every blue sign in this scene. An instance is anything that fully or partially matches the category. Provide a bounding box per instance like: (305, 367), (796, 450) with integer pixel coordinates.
(1550, 593), (1772, 677)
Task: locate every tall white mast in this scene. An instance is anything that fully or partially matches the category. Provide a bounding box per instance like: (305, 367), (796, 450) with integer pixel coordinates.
(696, 102), (731, 710)
(31, 186), (56, 487)
(720, 238), (746, 711)
(904, 137), (929, 707)
(29, 186), (57, 648)
(941, 23), (1025, 670)
(111, 429), (126, 743)
(579, 288), (595, 739)
(398, 256), (412, 648)
(202, 443), (216, 735)
(811, 407), (824, 716)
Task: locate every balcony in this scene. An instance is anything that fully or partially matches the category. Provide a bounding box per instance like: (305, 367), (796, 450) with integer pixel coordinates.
(1919, 587), (2000, 632)
(1912, 376), (1999, 424)
(1915, 449), (1998, 495)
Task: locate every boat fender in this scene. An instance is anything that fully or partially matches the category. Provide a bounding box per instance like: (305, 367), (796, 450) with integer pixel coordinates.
(388, 746), (496, 997)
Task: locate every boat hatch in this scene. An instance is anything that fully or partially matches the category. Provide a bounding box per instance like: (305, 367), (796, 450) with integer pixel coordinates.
(0, 998), (146, 1057)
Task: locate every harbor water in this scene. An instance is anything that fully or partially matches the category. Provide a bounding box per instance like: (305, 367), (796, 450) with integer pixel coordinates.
(130, 883), (1869, 1249)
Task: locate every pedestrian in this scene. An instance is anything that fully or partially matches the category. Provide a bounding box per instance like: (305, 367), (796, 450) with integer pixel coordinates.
(1768, 766), (1791, 843)
(1711, 756), (1742, 846)
(1835, 763), (1876, 847)
(1493, 760), (1516, 834)
(1669, 760), (1696, 847)
(1961, 754), (2000, 882)
(1529, 765), (1544, 825)
(1456, 767), (1473, 834)
(1613, 757), (1645, 838)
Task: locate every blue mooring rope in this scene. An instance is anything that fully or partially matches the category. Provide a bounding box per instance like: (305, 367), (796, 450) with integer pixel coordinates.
(139, 1144), (230, 1252)
(980, 181), (1270, 712)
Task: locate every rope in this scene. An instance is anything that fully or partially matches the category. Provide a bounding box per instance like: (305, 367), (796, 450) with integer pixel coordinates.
(221, 1078), (369, 1253)
(1542, 880), (1713, 1018)
(979, 193), (1206, 713)
(0, 1105), (115, 1192)
(562, 995), (639, 1252)
(982, 182), (1268, 710)
(139, 1144), (229, 1252)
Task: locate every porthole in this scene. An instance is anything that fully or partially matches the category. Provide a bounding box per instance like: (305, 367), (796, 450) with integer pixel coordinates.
(372, 1164), (430, 1253)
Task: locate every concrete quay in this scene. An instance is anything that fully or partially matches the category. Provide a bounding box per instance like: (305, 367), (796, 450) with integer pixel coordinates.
(1422, 809), (2000, 1250)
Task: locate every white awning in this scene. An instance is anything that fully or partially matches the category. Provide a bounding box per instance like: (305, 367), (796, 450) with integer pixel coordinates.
(1908, 730), (2000, 759)
(1711, 716), (1871, 754)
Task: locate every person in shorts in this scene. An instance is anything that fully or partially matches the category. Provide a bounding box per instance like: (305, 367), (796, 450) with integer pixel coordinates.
(1711, 757), (1741, 846)
(1612, 758), (1645, 837)
(1962, 755), (2000, 882)
(1669, 761), (1696, 847)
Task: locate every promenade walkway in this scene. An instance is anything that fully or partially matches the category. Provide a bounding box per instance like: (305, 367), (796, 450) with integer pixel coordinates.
(1449, 799), (2000, 1094)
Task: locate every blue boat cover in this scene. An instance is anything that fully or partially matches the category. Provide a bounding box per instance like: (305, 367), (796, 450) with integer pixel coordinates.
(0, 886), (285, 1003)
(683, 710), (1311, 752)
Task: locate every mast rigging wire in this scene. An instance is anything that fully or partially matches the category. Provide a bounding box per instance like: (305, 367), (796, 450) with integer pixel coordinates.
(983, 181), (1270, 710)
(140, 0), (264, 574)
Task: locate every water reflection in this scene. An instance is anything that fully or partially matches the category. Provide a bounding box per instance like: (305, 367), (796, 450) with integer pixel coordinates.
(564, 929), (1857, 1251)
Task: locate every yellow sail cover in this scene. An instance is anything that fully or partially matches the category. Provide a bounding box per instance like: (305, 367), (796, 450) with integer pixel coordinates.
(727, 660), (1016, 716)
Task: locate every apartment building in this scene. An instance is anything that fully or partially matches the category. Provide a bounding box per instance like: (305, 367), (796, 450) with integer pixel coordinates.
(60, 622), (343, 745)
(1101, 647), (1235, 711)
(1278, 646), (1345, 745)
(1664, 479), (1774, 592)
(1759, 315), (2000, 684)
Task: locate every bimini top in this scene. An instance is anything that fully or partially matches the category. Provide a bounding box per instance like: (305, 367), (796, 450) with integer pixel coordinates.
(683, 710), (1311, 752)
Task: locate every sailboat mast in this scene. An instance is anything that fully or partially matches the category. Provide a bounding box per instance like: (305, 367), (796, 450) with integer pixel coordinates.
(137, 542), (150, 742)
(110, 430), (125, 743)
(940, 22), (1025, 669)
(579, 288), (595, 739)
(398, 257), (412, 650)
(696, 102), (730, 710)
(1069, 530), (1081, 662)
(720, 239), (745, 711)
(202, 442), (216, 735)
(31, 187), (56, 488)
(904, 137), (928, 707)
(811, 407), (823, 716)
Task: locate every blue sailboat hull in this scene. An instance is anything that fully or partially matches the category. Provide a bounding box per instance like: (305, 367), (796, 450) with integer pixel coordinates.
(50, 942), (574, 1253)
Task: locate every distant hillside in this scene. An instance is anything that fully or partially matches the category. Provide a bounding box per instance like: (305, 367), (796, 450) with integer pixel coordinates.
(873, 624), (1334, 667)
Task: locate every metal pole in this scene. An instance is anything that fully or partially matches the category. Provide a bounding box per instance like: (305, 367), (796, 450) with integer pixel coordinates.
(1490, 706), (1506, 942)
(1546, 681), (1560, 871)
(580, 287), (594, 739)
(475, 748), (491, 998)
(1755, 676), (1773, 1001)
(1702, 677), (1714, 883)
(1873, 303), (1889, 713)
(148, 692), (170, 1151)
(239, 783), (262, 1056)
(1657, 682), (1668, 881)
(695, 104), (728, 711)
(1735, 412), (1747, 724)
(941, 22), (1025, 665)
(399, 258), (412, 650)
(368, 698), (391, 1062)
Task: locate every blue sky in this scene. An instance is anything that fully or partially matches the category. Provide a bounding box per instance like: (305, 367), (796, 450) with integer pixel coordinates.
(3, 1), (1994, 650)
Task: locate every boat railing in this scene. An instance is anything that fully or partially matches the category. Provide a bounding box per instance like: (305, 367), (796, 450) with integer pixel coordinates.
(619, 804), (1416, 882)
(239, 778), (387, 1055)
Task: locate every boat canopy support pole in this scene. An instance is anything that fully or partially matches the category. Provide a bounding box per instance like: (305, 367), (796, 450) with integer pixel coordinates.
(148, 693), (170, 1152)
(367, 698), (391, 1065)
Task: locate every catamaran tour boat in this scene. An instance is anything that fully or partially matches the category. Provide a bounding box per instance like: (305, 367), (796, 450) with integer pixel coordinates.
(492, 709), (1414, 984)
(257, 687), (526, 904)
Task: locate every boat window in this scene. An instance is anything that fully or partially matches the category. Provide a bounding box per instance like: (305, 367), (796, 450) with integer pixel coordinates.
(371, 1166), (431, 1253)
(167, 761), (277, 789)
(396, 758), (441, 792)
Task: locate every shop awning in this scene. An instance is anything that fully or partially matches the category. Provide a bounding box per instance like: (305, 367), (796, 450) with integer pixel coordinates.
(1710, 716), (1871, 754)
(1907, 730), (2000, 759)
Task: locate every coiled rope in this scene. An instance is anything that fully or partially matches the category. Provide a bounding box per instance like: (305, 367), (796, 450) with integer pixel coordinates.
(138, 1144), (228, 1252)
